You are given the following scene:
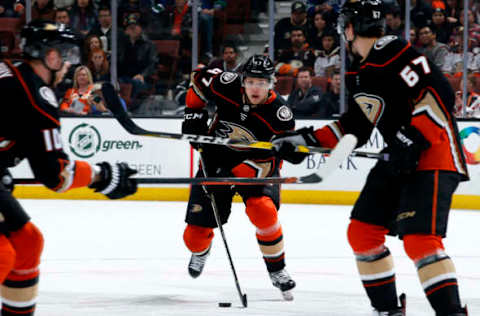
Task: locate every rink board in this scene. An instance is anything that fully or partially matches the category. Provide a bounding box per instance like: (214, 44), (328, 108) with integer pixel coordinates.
(11, 118), (480, 209)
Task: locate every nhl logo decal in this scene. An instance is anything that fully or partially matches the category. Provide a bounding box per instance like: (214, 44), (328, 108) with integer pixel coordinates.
(277, 105), (293, 121)
(220, 72), (238, 84)
(39, 86), (59, 108)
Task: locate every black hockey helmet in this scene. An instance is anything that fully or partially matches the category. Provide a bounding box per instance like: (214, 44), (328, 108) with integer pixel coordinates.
(338, 0), (385, 37)
(242, 54), (275, 85)
(21, 20), (82, 65)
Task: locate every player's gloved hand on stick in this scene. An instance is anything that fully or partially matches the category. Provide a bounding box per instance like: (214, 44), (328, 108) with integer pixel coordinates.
(89, 162), (138, 199)
(1, 169), (14, 192)
(271, 127), (320, 164)
(182, 107), (209, 150)
(387, 125), (430, 175)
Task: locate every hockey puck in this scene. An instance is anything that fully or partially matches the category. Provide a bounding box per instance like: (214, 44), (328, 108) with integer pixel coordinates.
(218, 302), (232, 308)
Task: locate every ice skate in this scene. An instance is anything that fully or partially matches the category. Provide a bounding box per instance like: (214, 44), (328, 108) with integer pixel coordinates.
(269, 268), (296, 301)
(373, 293), (406, 316)
(188, 246), (210, 278)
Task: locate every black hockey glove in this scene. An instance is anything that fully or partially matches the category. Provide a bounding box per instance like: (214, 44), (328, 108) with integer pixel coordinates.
(89, 162), (138, 199)
(182, 107), (209, 150)
(1, 169), (14, 192)
(387, 125), (431, 175)
(271, 127), (321, 164)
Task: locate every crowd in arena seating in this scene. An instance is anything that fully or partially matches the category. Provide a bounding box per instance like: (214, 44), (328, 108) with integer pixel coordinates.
(1, 0), (480, 118)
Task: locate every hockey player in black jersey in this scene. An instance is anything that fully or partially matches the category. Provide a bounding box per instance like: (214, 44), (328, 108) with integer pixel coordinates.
(181, 55), (297, 300)
(0, 21), (137, 315)
(272, 0), (468, 315)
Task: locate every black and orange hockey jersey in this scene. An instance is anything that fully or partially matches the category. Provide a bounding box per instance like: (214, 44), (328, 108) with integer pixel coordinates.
(314, 36), (468, 179)
(0, 60), (95, 191)
(186, 67), (295, 176)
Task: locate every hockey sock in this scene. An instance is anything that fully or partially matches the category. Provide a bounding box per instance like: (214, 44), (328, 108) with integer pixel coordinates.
(2, 222), (43, 316)
(183, 225), (214, 253)
(245, 196), (285, 272)
(348, 219), (399, 311)
(404, 234), (462, 315)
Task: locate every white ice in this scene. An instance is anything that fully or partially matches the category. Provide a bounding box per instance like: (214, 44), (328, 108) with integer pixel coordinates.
(18, 199), (480, 316)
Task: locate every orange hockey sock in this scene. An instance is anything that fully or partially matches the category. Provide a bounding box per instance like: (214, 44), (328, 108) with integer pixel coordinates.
(183, 224), (214, 254)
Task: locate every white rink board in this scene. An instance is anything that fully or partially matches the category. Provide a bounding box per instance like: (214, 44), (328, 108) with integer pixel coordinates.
(9, 118), (480, 196)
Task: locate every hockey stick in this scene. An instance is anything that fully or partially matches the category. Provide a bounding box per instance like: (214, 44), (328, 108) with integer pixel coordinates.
(100, 83), (387, 161)
(198, 150), (248, 308)
(14, 134), (357, 186)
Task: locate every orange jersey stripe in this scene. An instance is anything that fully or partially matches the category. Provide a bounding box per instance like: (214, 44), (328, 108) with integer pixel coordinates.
(360, 42), (411, 70)
(185, 88), (206, 109)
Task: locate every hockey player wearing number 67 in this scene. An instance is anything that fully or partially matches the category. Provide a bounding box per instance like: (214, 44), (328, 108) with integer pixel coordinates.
(0, 21), (137, 315)
(181, 55), (297, 300)
(272, 0), (469, 315)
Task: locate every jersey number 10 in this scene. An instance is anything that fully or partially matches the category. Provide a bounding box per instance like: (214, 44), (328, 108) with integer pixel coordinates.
(400, 56), (431, 87)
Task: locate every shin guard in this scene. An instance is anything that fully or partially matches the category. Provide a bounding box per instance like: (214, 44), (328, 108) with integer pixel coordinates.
(348, 219), (399, 311)
(404, 234), (462, 315)
(2, 222), (44, 316)
(246, 196), (285, 272)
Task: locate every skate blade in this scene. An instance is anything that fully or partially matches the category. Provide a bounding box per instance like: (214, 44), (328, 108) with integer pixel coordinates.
(281, 290), (294, 301)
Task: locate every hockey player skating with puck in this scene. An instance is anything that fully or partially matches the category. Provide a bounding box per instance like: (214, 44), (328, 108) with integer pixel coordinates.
(182, 55), (296, 300)
(0, 21), (137, 315)
(272, 0), (469, 315)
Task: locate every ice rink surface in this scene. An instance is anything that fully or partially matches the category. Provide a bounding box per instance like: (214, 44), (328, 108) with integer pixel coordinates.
(20, 199), (480, 316)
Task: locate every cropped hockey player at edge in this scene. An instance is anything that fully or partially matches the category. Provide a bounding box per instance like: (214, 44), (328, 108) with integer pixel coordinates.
(182, 55), (296, 300)
(272, 0), (469, 315)
(0, 21), (137, 315)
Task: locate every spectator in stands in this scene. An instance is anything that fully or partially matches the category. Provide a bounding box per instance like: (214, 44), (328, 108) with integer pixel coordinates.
(449, 9), (480, 49)
(409, 26), (420, 47)
(60, 66), (108, 115)
(444, 29), (477, 74)
(83, 34), (103, 63)
(409, 0), (433, 27)
(276, 26), (316, 76)
(55, 8), (71, 26)
(385, 7), (404, 38)
(431, 8), (454, 44)
(208, 42), (242, 72)
(308, 11), (336, 52)
(31, 0), (56, 21)
(306, 0), (340, 18)
(317, 69), (340, 118)
(117, 13), (157, 102)
(88, 6), (112, 53)
(69, 0), (98, 36)
(199, 0), (226, 60)
(417, 25), (449, 69)
(87, 48), (110, 82)
(313, 29), (340, 78)
(454, 75), (480, 118)
(445, 0), (460, 24)
(287, 67), (324, 117)
(0, 0), (18, 17)
(274, 1), (308, 59)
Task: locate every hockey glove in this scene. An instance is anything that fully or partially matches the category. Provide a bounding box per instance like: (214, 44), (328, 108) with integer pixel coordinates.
(1, 169), (14, 192)
(387, 125), (430, 175)
(271, 127), (320, 164)
(89, 162), (138, 199)
(182, 107), (209, 150)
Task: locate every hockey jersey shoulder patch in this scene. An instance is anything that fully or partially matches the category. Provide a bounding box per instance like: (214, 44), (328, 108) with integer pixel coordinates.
(219, 71), (238, 84)
(374, 35), (398, 50)
(353, 92), (385, 125)
(39, 86), (59, 108)
(277, 105), (293, 121)
(0, 62), (13, 79)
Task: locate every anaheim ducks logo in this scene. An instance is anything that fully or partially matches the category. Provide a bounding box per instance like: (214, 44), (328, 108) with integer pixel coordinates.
(215, 121), (256, 151)
(354, 93), (385, 126)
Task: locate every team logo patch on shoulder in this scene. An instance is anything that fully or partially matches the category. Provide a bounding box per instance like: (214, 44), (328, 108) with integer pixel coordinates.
(220, 72), (238, 84)
(354, 93), (385, 125)
(277, 105), (293, 121)
(374, 35), (397, 50)
(39, 86), (59, 108)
